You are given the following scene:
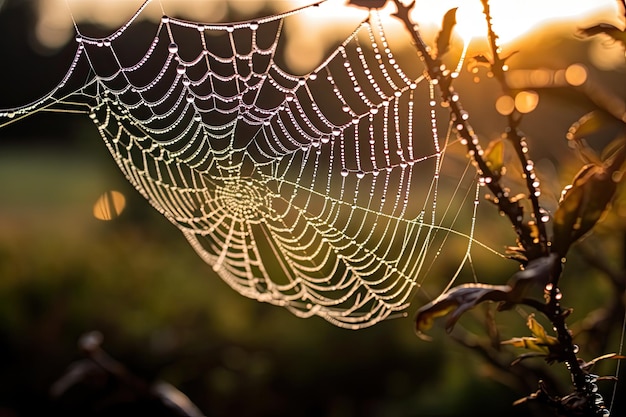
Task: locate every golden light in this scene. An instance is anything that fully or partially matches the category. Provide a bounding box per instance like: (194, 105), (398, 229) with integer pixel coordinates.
(565, 64), (588, 86)
(31, 0), (620, 52)
(514, 91), (539, 114)
(93, 190), (126, 221)
(495, 95), (515, 116)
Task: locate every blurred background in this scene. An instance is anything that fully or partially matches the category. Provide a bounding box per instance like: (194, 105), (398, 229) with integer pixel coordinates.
(0, 0), (625, 416)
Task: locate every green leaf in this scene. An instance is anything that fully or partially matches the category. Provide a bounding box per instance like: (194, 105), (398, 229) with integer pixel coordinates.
(552, 163), (617, 256)
(483, 139), (505, 179)
(566, 111), (614, 142)
(502, 314), (558, 355)
(436, 8), (458, 59)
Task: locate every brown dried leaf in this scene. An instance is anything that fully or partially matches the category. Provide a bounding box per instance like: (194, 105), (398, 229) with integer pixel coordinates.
(415, 284), (510, 334)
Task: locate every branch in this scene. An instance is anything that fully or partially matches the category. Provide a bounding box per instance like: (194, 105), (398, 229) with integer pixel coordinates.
(480, 0), (548, 253)
(391, 0), (546, 262)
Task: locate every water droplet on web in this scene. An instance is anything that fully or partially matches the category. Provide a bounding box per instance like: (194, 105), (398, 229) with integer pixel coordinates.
(182, 77), (191, 87)
(341, 168), (349, 177)
(285, 93), (294, 102)
(226, 26), (234, 33)
(356, 170), (365, 179)
(177, 64), (186, 75)
(331, 128), (341, 136)
(186, 93), (195, 103)
(193, 113), (202, 122)
(249, 22), (259, 30)
(168, 42), (179, 54)
(309, 73), (317, 81)
(342, 105), (350, 112)
(321, 136), (331, 144)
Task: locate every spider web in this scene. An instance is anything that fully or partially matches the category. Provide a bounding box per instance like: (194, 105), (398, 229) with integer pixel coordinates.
(0, 0), (504, 329)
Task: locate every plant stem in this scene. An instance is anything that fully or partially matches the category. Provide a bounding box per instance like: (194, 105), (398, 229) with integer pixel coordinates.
(391, 1), (608, 414)
(480, 0), (548, 255)
(391, 0), (543, 261)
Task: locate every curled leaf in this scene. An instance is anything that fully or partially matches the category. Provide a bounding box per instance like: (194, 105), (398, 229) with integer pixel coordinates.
(416, 255), (558, 335)
(436, 8), (457, 59)
(579, 23), (626, 47)
(415, 284), (509, 334)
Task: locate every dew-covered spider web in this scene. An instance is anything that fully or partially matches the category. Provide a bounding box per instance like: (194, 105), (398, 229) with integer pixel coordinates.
(0, 0), (507, 329)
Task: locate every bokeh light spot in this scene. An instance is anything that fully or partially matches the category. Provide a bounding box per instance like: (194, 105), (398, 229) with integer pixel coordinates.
(565, 64), (587, 86)
(495, 95), (515, 115)
(93, 190), (126, 221)
(514, 91), (539, 114)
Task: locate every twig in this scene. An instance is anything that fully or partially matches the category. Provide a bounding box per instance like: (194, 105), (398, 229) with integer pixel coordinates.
(480, 0), (548, 254)
(391, 0), (545, 262)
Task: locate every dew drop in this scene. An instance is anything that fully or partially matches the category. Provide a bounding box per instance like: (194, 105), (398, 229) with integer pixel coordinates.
(342, 105), (350, 112)
(356, 170), (365, 179)
(331, 128), (341, 136)
(186, 93), (195, 103)
(309, 72), (317, 81)
(168, 42), (179, 54)
(341, 168), (349, 177)
(285, 93), (294, 102)
(176, 64), (186, 75)
(182, 77), (191, 87)
(249, 22), (259, 30)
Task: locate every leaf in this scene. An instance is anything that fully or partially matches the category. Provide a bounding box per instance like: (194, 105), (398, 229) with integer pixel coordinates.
(566, 110), (615, 142)
(579, 23), (626, 47)
(504, 254), (558, 307)
(483, 139), (505, 178)
(415, 283), (509, 334)
(415, 255), (558, 334)
(436, 8), (457, 59)
(501, 314), (558, 355)
(552, 164), (617, 256)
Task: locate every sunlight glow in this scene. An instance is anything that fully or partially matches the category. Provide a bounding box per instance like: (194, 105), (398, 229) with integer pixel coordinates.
(32, 0), (620, 51)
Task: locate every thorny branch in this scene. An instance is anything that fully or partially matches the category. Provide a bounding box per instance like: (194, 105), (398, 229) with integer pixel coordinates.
(389, 0), (624, 416)
(391, 0), (547, 262)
